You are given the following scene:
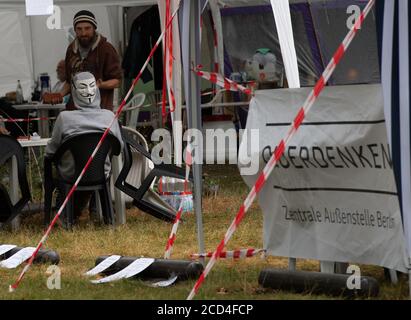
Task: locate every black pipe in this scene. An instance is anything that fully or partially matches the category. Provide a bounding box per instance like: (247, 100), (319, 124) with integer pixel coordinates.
(0, 247), (60, 265)
(259, 268), (379, 297)
(96, 256), (203, 280)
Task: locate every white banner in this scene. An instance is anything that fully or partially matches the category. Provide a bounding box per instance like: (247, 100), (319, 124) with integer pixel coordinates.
(239, 84), (410, 272)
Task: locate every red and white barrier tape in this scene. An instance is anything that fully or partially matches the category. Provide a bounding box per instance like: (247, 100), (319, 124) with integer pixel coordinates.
(159, 191), (192, 196)
(160, 0), (178, 125)
(0, 117), (56, 123)
(164, 204), (184, 259)
(209, 10), (220, 73)
(191, 248), (265, 259)
(187, 0), (375, 300)
(9, 0), (183, 292)
(194, 67), (254, 96)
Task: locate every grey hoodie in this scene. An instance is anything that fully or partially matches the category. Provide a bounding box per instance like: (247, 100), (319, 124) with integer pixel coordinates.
(45, 72), (123, 179)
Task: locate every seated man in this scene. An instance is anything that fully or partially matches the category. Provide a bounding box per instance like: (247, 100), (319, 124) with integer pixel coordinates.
(43, 60), (70, 105)
(45, 72), (123, 224)
(51, 60), (70, 104)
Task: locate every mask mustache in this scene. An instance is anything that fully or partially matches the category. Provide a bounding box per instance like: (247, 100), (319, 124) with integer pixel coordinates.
(80, 92), (95, 97)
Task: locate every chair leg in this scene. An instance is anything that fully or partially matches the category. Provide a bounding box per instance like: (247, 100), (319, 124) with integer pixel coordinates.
(63, 185), (74, 230)
(99, 183), (114, 225)
(91, 191), (103, 223)
(44, 185), (52, 226)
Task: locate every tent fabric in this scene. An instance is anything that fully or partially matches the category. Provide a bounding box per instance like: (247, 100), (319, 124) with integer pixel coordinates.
(310, 0), (380, 85)
(220, 2), (380, 86)
(270, 0), (300, 88)
(0, 0), (157, 7)
(209, 0), (225, 74)
(0, 5), (116, 99)
(157, 0), (184, 165)
(0, 11), (32, 99)
(377, 0), (411, 260)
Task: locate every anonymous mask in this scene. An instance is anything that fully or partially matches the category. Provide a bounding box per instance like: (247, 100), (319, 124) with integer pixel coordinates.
(73, 77), (97, 104)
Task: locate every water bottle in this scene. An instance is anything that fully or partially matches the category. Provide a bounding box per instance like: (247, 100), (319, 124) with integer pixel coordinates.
(16, 80), (23, 104)
(40, 73), (51, 96)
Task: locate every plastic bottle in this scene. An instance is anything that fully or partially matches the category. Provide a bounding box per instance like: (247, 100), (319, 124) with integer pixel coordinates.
(16, 80), (23, 104)
(40, 73), (51, 96)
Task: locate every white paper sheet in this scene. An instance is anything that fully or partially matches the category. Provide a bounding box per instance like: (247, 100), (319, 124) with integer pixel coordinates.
(91, 258), (155, 284)
(25, 0), (53, 16)
(147, 275), (178, 288)
(0, 247), (36, 269)
(84, 255), (122, 276)
(0, 244), (17, 256)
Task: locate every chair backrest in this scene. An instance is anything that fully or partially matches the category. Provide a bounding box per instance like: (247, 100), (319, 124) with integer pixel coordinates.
(145, 90), (163, 106)
(145, 90), (163, 128)
(121, 126), (152, 188)
(124, 93), (146, 111)
(52, 132), (121, 186)
(115, 126), (190, 222)
(123, 93), (146, 129)
(0, 134), (31, 223)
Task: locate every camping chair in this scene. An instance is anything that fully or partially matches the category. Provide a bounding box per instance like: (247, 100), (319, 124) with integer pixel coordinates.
(0, 135), (31, 226)
(44, 132), (121, 228)
(122, 93), (146, 129)
(115, 126), (191, 222)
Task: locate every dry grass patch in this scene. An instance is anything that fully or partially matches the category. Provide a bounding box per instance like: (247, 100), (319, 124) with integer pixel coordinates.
(0, 165), (409, 300)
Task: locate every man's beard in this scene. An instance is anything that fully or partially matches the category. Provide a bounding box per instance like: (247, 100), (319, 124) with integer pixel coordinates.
(78, 34), (95, 48)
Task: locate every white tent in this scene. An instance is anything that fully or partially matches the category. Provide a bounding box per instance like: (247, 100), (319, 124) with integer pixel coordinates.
(0, 0), (147, 99)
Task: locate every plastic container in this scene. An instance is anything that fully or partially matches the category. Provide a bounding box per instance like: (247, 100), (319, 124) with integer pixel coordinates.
(40, 73), (51, 96)
(158, 177), (193, 212)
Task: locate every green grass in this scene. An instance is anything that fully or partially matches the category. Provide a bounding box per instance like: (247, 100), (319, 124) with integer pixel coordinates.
(0, 165), (409, 300)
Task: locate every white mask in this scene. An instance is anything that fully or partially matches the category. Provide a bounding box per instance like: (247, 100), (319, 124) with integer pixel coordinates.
(74, 77), (97, 104)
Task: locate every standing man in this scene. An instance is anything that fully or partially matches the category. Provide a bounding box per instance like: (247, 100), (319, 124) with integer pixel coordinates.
(58, 10), (122, 110)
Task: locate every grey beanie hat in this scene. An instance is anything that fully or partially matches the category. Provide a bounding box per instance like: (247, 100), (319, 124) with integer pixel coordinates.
(73, 10), (97, 29)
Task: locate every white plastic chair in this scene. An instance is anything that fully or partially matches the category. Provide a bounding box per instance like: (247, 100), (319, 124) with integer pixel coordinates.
(145, 90), (163, 129)
(122, 93), (146, 129)
(113, 126), (176, 217)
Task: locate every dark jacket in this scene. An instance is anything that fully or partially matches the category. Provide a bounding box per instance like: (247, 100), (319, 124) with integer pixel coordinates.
(65, 34), (122, 111)
(122, 6), (163, 89)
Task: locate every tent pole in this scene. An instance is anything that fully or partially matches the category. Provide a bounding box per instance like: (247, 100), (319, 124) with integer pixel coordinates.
(28, 15), (36, 86)
(409, 262), (411, 299)
(191, 0), (205, 266)
(182, 0), (205, 265)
